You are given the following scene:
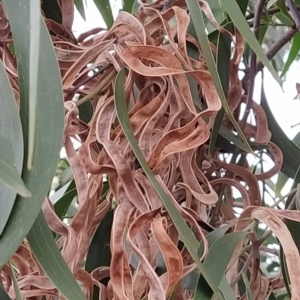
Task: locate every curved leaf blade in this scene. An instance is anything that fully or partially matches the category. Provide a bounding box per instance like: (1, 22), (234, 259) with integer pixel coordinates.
(27, 212), (87, 300)
(85, 209), (113, 271)
(9, 261), (23, 300)
(186, 0), (253, 154)
(27, 0), (41, 169)
(41, 0), (62, 23)
(0, 135), (30, 198)
(74, 0), (86, 21)
(195, 232), (248, 299)
(242, 273), (253, 300)
(0, 285), (11, 300)
(93, 0), (114, 28)
(278, 167), (300, 298)
(276, 0), (294, 25)
(122, 0), (135, 13)
(209, 23), (232, 155)
(218, 276), (237, 299)
(53, 180), (77, 220)
(0, 61), (23, 172)
(281, 32), (300, 78)
(0, 0), (64, 267)
(220, 0), (280, 82)
(0, 60), (25, 234)
(85, 209), (114, 300)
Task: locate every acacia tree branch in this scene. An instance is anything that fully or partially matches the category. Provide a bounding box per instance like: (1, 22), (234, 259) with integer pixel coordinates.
(286, 0), (300, 30)
(230, 0), (267, 165)
(240, 0), (267, 130)
(256, 27), (298, 72)
(246, 4), (300, 20)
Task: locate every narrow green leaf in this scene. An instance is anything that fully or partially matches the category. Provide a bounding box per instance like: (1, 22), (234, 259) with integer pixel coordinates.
(0, 61), (23, 173)
(235, 0), (249, 14)
(216, 26), (231, 98)
(78, 99), (93, 123)
(182, 271), (199, 291)
(243, 43), (251, 68)
(123, 0), (135, 13)
(0, 0), (64, 267)
(220, 0), (280, 82)
(277, 293), (290, 300)
(279, 166), (300, 298)
(268, 292), (277, 300)
(131, 0), (140, 14)
(280, 244), (291, 298)
(0, 285), (11, 300)
(186, 43), (202, 110)
(168, 285), (179, 300)
(53, 180), (77, 220)
(242, 273), (253, 300)
(209, 23), (232, 156)
(281, 32), (300, 78)
(0, 59), (25, 234)
(114, 68), (222, 298)
(219, 125), (253, 153)
(59, 166), (74, 187)
(85, 209), (114, 300)
(27, 0), (41, 169)
(186, 0), (253, 154)
(204, 0), (225, 34)
(292, 131), (300, 147)
(41, 0), (62, 23)
(267, 0), (279, 9)
(258, 15), (270, 45)
(85, 209), (113, 271)
(0, 135), (31, 198)
(187, 73), (201, 110)
(218, 277), (237, 299)
(93, 0), (114, 28)
(9, 261), (23, 300)
(27, 212), (87, 300)
(195, 231), (247, 299)
(275, 172), (290, 198)
(198, 221), (235, 258)
(274, 11), (293, 26)
(212, 134), (268, 152)
(276, 0), (294, 25)
(74, 0), (86, 21)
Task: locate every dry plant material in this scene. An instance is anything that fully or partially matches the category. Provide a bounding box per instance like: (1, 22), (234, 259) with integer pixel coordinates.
(1, 1), (300, 300)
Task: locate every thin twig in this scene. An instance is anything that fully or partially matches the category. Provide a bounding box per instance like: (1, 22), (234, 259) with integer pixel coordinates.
(256, 27), (298, 72)
(285, 0), (300, 30)
(286, 192), (297, 210)
(260, 246), (279, 256)
(65, 63), (112, 98)
(230, 0), (266, 165)
(270, 187), (297, 208)
(246, 4), (300, 20)
(76, 70), (117, 107)
(230, 250), (254, 287)
(240, 0), (267, 130)
(210, 185), (226, 225)
(255, 229), (272, 247)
